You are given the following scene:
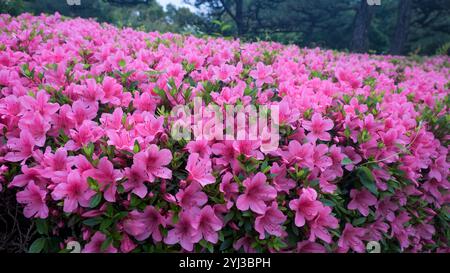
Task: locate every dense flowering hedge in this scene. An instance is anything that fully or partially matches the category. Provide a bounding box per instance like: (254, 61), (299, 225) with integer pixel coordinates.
(0, 13), (449, 253)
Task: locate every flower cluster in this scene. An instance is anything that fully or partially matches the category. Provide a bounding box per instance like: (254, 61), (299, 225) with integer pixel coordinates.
(0, 13), (448, 253)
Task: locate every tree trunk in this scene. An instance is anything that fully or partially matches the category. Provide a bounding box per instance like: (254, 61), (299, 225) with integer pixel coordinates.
(351, 0), (375, 53)
(389, 0), (413, 55)
(235, 0), (245, 36)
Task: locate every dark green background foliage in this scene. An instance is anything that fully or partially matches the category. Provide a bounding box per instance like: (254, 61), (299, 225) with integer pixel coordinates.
(0, 0), (449, 55)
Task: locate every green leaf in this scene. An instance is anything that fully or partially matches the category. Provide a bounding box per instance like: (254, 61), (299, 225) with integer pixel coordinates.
(99, 219), (113, 231)
(29, 238), (46, 253)
(357, 166), (378, 195)
(320, 199), (335, 207)
(100, 236), (113, 252)
(82, 217), (103, 226)
(113, 211), (128, 221)
(87, 177), (100, 191)
(90, 193), (102, 208)
(83, 142), (94, 158)
(219, 239), (232, 251)
(223, 211), (235, 224)
(353, 217), (367, 226)
(35, 219), (48, 235)
(341, 157), (353, 165)
(133, 140), (140, 153)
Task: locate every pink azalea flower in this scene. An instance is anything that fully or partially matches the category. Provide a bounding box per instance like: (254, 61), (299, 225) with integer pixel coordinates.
(9, 165), (44, 188)
(278, 97), (300, 125)
(186, 140), (212, 158)
(312, 144), (333, 171)
(212, 64), (236, 82)
(70, 100), (98, 127)
(83, 157), (122, 202)
(343, 146), (362, 171)
(123, 165), (149, 198)
(233, 140), (264, 160)
(133, 91), (158, 113)
(233, 236), (256, 253)
(164, 210), (202, 251)
(76, 78), (105, 105)
(297, 241), (327, 253)
(185, 153), (215, 186)
(212, 140), (240, 170)
(302, 113), (334, 142)
(99, 107), (124, 131)
(249, 62), (274, 87)
(338, 223), (367, 253)
(51, 104), (76, 134)
(120, 234), (137, 253)
(254, 202), (287, 239)
(101, 76), (123, 105)
(376, 197), (398, 222)
(72, 155), (94, 176)
(4, 129), (37, 163)
(133, 144), (172, 182)
(82, 232), (117, 253)
(135, 113), (164, 142)
(211, 84), (245, 106)
(289, 188), (322, 227)
(0, 95), (21, 119)
(176, 182), (208, 209)
(219, 172), (239, 208)
(365, 220), (389, 242)
(236, 172), (277, 214)
(40, 147), (72, 182)
(428, 155), (449, 182)
(308, 205), (339, 243)
(18, 113), (50, 146)
(282, 140), (314, 168)
(192, 205), (223, 244)
(19, 90), (59, 120)
(389, 211), (411, 249)
(51, 170), (96, 213)
(64, 120), (104, 151)
(106, 130), (136, 151)
(348, 189), (377, 216)
(270, 163), (296, 193)
(16, 181), (48, 218)
(123, 206), (165, 242)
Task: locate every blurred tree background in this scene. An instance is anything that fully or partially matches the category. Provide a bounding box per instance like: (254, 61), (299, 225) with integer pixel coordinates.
(0, 0), (449, 55)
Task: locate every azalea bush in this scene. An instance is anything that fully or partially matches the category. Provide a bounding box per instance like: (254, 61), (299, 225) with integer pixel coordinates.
(0, 13), (449, 253)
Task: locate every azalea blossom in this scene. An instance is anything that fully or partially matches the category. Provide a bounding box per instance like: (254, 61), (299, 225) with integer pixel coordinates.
(185, 153), (215, 186)
(123, 206), (165, 242)
(236, 172), (277, 214)
(83, 157), (122, 202)
(122, 165), (149, 198)
(133, 144), (172, 182)
(4, 129), (37, 163)
(254, 202), (287, 239)
(82, 232), (118, 253)
(51, 170), (96, 213)
(16, 181), (48, 218)
(337, 223), (367, 253)
(176, 181), (208, 209)
(308, 205), (339, 243)
(164, 210), (201, 251)
(348, 189), (377, 216)
(289, 188), (322, 227)
(192, 205), (223, 244)
(302, 113), (334, 142)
